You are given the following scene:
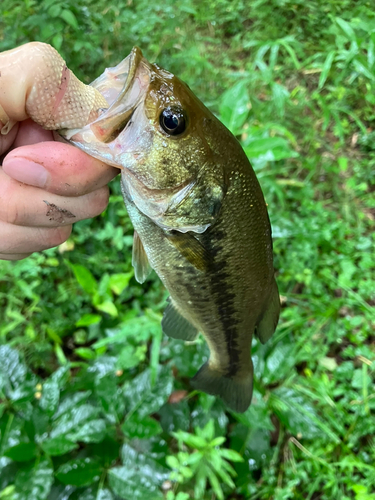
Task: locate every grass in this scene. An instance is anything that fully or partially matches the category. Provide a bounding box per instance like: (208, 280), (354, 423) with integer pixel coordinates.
(0, 1), (374, 499)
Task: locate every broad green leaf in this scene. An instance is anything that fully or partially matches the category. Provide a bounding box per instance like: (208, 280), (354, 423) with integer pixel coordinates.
(116, 345), (144, 370)
(95, 300), (118, 318)
(219, 80), (250, 134)
(121, 414), (162, 439)
(244, 136), (297, 161)
(39, 380), (59, 416)
(40, 435), (78, 456)
(108, 467), (164, 500)
(68, 263), (98, 295)
(51, 404), (100, 438)
(123, 367), (173, 417)
(4, 442), (37, 462)
(108, 273), (133, 295)
(55, 458), (102, 487)
(67, 419), (107, 443)
(75, 347), (96, 360)
(158, 401), (190, 433)
(76, 314), (102, 327)
(14, 459), (53, 500)
(0, 346), (27, 391)
(60, 9), (79, 29)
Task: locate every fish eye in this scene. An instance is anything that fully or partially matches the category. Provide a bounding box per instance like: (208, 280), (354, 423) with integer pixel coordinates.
(160, 107), (187, 136)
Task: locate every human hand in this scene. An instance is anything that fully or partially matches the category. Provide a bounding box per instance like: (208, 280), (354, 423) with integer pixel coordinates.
(0, 43), (119, 261)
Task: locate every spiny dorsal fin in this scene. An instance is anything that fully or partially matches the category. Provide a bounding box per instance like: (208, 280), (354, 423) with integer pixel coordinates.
(162, 297), (199, 341)
(255, 279), (280, 344)
(166, 232), (212, 272)
(132, 230), (152, 284)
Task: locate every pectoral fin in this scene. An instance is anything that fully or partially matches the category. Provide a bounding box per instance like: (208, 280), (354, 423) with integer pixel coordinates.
(132, 230), (152, 284)
(166, 231), (212, 272)
(162, 298), (199, 341)
(255, 279), (280, 344)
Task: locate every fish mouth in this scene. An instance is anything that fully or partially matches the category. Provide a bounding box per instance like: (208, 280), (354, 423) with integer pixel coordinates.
(59, 47), (151, 165)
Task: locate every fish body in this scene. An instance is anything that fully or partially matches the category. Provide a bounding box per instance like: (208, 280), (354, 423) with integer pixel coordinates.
(61, 48), (280, 413)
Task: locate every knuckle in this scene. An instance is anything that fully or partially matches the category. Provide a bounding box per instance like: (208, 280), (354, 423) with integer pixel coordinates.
(0, 176), (22, 225)
(41, 225), (72, 249)
(86, 187), (109, 218)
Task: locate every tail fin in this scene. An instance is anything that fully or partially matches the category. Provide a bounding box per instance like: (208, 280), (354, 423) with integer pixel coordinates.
(191, 362), (253, 413)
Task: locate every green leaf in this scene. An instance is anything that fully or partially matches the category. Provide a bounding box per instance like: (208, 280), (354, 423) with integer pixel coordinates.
(0, 346), (27, 391)
(67, 419), (107, 443)
(116, 345), (143, 370)
(335, 17), (356, 41)
(40, 435), (78, 456)
(172, 431), (207, 449)
(68, 263), (98, 295)
(4, 442), (37, 462)
(121, 414), (162, 439)
(51, 33), (63, 51)
(219, 80), (250, 134)
(75, 347), (96, 360)
(123, 367), (173, 417)
(318, 50), (336, 89)
(244, 136), (297, 161)
(55, 458), (102, 486)
(158, 401), (190, 433)
(60, 9), (79, 30)
(271, 387), (340, 442)
(14, 459), (53, 500)
(96, 489), (114, 500)
(76, 314), (102, 327)
(108, 467), (164, 500)
(95, 300), (118, 318)
(218, 448), (243, 462)
(39, 380), (59, 416)
(108, 272), (133, 295)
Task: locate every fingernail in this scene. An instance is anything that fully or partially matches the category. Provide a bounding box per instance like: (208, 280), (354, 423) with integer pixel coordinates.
(2, 158), (49, 188)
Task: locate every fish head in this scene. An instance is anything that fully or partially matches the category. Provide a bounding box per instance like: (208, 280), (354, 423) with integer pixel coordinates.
(60, 47), (227, 232)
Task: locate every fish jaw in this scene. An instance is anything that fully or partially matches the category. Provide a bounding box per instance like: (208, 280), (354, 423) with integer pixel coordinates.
(59, 47), (153, 169)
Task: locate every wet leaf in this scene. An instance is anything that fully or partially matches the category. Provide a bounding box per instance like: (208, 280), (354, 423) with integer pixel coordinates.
(4, 442), (37, 462)
(55, 458), (102, 487)
(14, 459), (53, 500)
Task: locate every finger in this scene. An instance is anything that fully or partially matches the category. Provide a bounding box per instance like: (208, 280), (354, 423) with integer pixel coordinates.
(0, 252), (33, 261)
(0, 219), (72, 254)
(0, 122), (19, 156)
(2, 141), (119, 195)
(13, 119), (54, 148)
(0, 169), (109, 227)
(0, 42), (107, 133)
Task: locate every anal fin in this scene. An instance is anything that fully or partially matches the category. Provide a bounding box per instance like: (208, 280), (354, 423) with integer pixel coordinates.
(162, 298), (199, 341)
(255, 279), (280, 344)
(132, 230), (152, 284)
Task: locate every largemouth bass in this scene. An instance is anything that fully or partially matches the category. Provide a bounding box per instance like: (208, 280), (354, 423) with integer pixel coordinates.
(61, 47), (280, 413)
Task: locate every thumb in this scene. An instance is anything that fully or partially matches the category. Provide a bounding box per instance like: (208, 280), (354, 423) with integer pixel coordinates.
(0, 42), (107, 134)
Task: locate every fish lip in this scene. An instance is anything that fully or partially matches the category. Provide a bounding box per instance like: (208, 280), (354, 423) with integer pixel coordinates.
(88, 47), (146, 143)
(60, 46), (150, 148)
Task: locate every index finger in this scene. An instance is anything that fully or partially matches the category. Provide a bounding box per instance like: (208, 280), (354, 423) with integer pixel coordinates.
(2, 141), (119, 196)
